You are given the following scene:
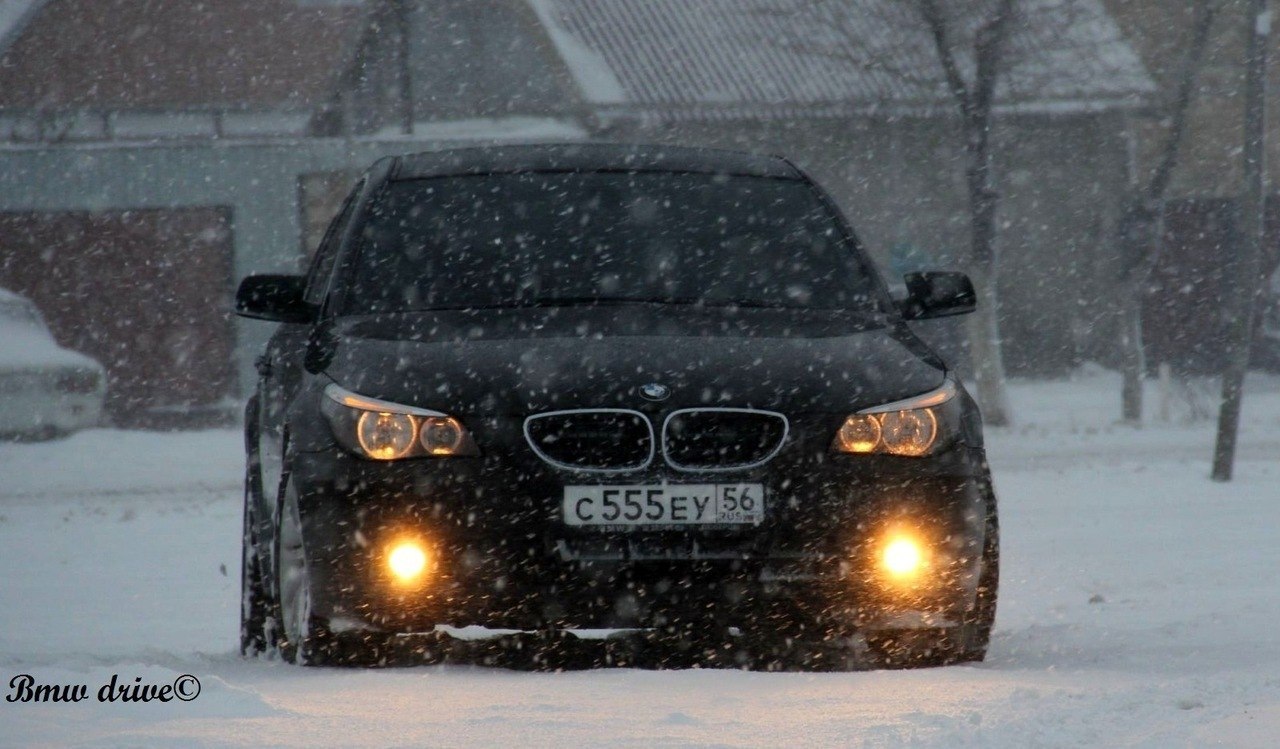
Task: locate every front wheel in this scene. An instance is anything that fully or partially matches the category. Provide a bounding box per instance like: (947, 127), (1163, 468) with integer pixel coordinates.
(273, 479), (392, 666)
(274, 480), (324, 664)
(239, 493), (271, 657)
(239, 399), (271, 657)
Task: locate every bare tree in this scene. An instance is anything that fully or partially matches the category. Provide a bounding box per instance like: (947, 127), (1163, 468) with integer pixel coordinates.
(785, 0), (1022, 426)
(915, 0), (1017, 426)
(1116, 0), (1220, 424)
(1213, 0), (1270, 481)
(787, 0), (1149, 427)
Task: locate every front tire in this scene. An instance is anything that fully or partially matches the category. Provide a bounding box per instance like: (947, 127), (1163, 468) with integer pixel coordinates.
(239, 398), (271, 657)
(274, 479), (321, 664)
(273, 478), (391, 666)
(239, 500), (271, 656)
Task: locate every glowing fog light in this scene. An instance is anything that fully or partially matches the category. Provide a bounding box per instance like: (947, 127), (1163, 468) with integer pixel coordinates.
(387, 542), (429, 582)
(882, 536), (926, 578)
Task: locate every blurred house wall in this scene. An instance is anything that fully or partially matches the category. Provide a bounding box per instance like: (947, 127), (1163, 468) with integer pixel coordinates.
(0, 207), (234, 424)
(0, 0), (1156, 418)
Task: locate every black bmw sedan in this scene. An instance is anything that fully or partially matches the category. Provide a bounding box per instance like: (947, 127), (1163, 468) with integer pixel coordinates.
(234, 144), (998, 669)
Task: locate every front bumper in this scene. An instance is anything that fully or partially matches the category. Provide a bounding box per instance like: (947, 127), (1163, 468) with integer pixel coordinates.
(0, 380), (104, 436)
(289, 417), (994, 632)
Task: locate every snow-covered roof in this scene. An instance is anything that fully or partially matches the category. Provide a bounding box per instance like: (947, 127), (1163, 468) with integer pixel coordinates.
(0, 0), (367, 112)
(369, 117), (587, 142)
(533, 0), (1155, 122)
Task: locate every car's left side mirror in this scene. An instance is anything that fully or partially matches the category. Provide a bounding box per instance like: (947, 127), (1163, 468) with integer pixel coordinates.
(898, 271), (976, 320)
(234, 274), (316, 324)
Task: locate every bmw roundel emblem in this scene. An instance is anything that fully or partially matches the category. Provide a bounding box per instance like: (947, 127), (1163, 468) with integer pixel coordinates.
(640, 382), (671, 401)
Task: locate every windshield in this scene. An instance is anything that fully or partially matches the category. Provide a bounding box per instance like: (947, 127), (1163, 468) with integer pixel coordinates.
(343, 172), (882, 313)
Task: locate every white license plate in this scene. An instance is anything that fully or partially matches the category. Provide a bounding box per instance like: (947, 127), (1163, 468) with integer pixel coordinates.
(563, 484), (765, 527)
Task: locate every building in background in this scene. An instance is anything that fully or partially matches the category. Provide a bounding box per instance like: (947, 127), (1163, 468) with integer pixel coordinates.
(0, 0), (374, 422)
(1103, 0), (1280, 375)
(0, 0), (1154, 424)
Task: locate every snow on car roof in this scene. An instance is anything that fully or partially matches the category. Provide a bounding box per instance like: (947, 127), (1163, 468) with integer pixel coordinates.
(0, 286), (31, 304)
(0, 287), (103, 371)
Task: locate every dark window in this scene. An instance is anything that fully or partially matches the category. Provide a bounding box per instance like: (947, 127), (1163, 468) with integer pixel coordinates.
(305, 180), (363, 306)
(344, 173), (879, 313)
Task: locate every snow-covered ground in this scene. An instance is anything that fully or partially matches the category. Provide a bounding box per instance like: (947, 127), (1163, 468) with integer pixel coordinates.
(2, 370), (1278, 747)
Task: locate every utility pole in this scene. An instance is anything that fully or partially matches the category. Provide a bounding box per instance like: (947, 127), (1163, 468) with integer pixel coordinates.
(397, 0), (415, 136)
(1212, 0), (1270, 481)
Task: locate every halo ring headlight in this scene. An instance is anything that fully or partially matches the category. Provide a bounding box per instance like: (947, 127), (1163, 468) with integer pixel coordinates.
(324, 384), (479, 460)
(357, 411), (417, 460)
(831, 378), (956, 457)
(836, 413), (881, 453)
(878, 408), (938, 457)
(420, 416), (465, 455)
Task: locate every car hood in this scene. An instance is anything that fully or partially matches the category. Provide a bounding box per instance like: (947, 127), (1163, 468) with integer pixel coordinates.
(322, 307), (944, 415)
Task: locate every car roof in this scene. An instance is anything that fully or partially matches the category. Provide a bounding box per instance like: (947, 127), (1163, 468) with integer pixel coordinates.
(389, 143), (805, 181)
(0, 287), (34, 306)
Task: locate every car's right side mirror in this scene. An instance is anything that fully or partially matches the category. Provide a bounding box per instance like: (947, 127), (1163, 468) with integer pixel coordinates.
(898, 271), (977, 320)
(234, 274), (315, 324)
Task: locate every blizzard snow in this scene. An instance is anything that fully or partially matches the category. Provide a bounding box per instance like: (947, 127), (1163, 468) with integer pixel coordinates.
(1, 370), (1278, 747)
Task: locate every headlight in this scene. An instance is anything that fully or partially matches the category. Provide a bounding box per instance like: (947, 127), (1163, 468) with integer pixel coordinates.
(832, 379), (956, 457)
(321, 383), (479, 460)
(357, 411), (416, 459)
(56, 368), (101, 394)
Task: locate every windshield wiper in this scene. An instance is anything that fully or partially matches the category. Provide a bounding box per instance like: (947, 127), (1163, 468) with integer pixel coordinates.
(528, 296), (698, 307)
(417, 297), (815, 311)
(410, 297), (697, 310)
